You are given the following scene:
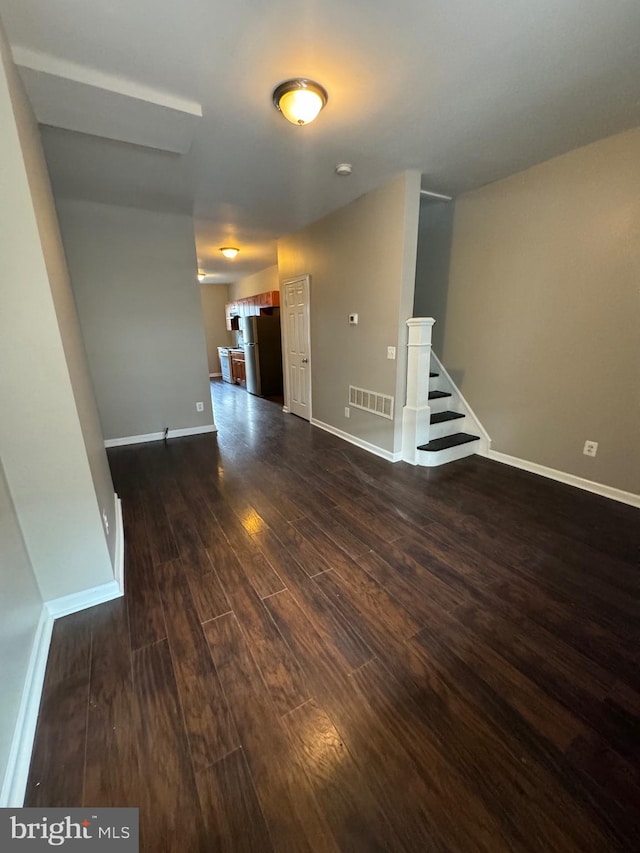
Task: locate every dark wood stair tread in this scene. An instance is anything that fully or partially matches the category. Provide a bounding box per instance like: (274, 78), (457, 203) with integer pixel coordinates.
(430, 411), (465, 424)
(418, 432), (480, 452)
(428, 390), (451, 400)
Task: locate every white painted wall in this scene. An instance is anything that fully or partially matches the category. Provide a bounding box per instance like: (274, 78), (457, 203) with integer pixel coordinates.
(56, 199), (214, 441)
(278, 171), (421, 455)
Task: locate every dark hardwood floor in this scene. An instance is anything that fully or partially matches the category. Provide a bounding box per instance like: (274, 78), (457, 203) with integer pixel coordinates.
(25, 379), (639, 851)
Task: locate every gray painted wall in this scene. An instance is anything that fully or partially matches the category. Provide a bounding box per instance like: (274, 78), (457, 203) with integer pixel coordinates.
(14, 84), (118, 569)
(231, 265), (279, 301)
(442, 128), (640, 494)
(413, 198), (455, 357)
(0, 20), (114, 602)
(56, 199), (214, 440)
(278, 171), (421, 454)
(0, 460), (42, 802)
(1, 17), (116, 797)
(200, 284), (233, 374)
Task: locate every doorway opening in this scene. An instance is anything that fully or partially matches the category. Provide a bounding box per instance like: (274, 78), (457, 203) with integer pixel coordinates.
(199, 282), (287, 427)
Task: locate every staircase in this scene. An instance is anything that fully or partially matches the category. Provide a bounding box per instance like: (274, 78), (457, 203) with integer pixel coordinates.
(402, 318), (490, 467)
(416, 369), (480, 464)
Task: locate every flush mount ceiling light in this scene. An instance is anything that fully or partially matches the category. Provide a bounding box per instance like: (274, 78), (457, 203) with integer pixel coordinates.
(272, 78), (328, 126)
(219, 247), (239, 259)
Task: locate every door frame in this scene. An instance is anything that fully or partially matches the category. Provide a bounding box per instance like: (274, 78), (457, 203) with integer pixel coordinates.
(281, 275), (312, 420)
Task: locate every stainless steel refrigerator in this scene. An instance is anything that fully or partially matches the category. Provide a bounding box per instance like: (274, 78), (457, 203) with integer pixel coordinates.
(241, 310), (284, 397)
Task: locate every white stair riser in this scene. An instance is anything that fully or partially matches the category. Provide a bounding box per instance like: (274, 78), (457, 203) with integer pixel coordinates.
(428, 395), (453, 414)
(417, 440), (479, 467)
(429, 417), (465, 440)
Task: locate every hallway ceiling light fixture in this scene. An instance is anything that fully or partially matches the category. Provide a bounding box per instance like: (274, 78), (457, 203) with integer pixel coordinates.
(219, 247), (239, 259)
(335, 163), (352, 176)
(272, 78), (328, 126)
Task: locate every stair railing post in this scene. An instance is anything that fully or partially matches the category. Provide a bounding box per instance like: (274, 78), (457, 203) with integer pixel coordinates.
(402, 317), (435, 465)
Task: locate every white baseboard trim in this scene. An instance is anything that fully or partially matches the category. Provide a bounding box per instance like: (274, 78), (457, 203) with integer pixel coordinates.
(1, 575), (125, 807)
(311, 418), (402, 463)
(0, 607), (53, 807)
(113, 493), (124, 594)
(488, 450), (640, 508)
(1, 514), (127, 807)
(46, 579), (123, 620)
(104, 424), (217, 448)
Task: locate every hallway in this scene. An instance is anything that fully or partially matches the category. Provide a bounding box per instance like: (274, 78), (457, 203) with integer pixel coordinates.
(25, 380), (639, 851)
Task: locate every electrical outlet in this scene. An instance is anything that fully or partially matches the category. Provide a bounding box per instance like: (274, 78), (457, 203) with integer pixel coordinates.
(344, 407), (350, 418)
(102, 509), (109, 535)
(196, 401), (204, 412)
(387, 346), (396, 360)
(583, 440), (598, 457)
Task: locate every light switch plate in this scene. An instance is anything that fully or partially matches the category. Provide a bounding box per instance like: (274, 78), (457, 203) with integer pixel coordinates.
(387, 346), (396, 360)
(349, 313), (358, 325)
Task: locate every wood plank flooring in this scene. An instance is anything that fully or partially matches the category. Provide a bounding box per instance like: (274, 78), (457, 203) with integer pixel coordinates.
(25, 379), (640, 851)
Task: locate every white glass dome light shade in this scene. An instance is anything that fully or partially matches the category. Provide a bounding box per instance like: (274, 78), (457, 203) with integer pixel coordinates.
(273, 79), (328, 126)
(277, 88), (323, 125)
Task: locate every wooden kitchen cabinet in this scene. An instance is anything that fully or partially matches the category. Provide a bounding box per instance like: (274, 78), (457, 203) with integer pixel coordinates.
(230, 350), (245, 385)
(225, 291), (280, 328)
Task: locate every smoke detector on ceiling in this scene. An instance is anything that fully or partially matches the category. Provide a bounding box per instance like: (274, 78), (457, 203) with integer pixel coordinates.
(335, 163), (352, 176)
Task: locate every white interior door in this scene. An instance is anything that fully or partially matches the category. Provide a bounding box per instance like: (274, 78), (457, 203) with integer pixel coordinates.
(283, 276), (311, 420)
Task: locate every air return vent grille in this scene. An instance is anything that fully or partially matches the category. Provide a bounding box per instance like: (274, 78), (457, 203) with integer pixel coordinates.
(349, 386), (394, 420)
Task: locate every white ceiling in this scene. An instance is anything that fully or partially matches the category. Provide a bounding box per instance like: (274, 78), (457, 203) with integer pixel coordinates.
(1, 0), (639, 282)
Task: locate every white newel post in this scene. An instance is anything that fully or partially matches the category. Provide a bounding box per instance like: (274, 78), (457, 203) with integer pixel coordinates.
(402, 317), (435, 464)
